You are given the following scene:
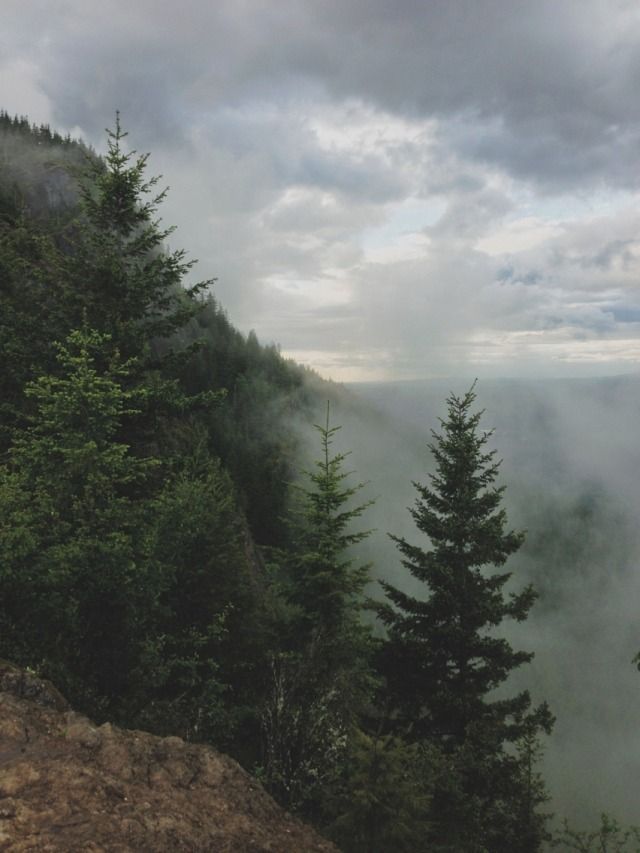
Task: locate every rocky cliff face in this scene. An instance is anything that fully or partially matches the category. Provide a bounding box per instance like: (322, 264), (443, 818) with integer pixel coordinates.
(0, 662), (337, 852)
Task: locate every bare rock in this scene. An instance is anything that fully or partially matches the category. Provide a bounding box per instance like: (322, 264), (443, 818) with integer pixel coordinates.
(0, 666), (338, 852)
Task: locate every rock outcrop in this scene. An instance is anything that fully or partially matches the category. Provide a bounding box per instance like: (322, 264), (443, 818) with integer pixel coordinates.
(0, 662), (337, 852)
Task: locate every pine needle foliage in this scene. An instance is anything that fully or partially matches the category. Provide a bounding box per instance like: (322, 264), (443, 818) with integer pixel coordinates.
(290, 401), (374, 634)
(376, 382), (553, 851)
(68, 113), (211, 356)
(262, 403), (375, 816)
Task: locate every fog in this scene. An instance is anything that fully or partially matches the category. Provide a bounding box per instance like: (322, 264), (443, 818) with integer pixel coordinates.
(321, 375), (640, 826)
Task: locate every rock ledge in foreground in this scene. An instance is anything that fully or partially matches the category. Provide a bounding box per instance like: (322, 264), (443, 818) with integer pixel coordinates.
(0, 662), (337, 852)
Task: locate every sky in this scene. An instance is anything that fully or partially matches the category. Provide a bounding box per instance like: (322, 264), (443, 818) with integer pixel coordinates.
(4, 0), (640, 381)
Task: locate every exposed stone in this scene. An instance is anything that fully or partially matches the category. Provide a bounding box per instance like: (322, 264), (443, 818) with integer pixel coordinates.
(0, 667), (338, 852)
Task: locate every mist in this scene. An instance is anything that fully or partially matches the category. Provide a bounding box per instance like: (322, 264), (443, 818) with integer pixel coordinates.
(320, 375), (640, 826)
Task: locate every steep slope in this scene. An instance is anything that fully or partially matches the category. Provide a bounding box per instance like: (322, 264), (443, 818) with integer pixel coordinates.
(0, 662), (337, 852)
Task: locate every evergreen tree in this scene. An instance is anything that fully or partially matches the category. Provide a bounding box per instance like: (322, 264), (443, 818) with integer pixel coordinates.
(262, 403), (374, 815)
(67, 113), (208, 358)
(59, 115), (217, 463)
(330, 729), (438, 853)
(139, 444), (268, 756)
(0, 327), (160, 714)
(289, 402), (373, 635)
(0, 327), (253, 739)
(377, 383), (553, 851)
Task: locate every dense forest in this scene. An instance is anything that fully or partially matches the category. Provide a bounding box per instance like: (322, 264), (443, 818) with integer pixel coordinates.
(0, 113), (636, 852)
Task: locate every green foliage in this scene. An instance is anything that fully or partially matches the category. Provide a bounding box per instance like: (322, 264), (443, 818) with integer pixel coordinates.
(0, 118), (574, 849)
(289, 402), (374, 633)
(0, 327), (160, 713)
(551, 814), (640, 852)
(376, 383), (553, 850)
(0, 203), (68, 449)
(67, 114), (209, 356)
(179, 296), (309, 545)
(0, 121), (275, 750)
(139, 450), (268, 752)
(329, 729), (438, 853)
(261, 404), (375, 816)
(0, 323), (261, 742)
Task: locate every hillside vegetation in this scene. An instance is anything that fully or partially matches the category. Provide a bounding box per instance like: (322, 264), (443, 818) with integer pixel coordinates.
(1, 114), (633, 851)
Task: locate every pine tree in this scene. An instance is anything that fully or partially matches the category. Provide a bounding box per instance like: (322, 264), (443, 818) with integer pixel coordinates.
(59, 115), (219, 463)
(377, 383), (553, 850)
(67, 113), (209, 358)
(289, 402), (373, 635)
(262, 403), (375, 815)
(0, 327), (160, 714)
(330, 729), (438, 853)
(0, 117), (215, 458)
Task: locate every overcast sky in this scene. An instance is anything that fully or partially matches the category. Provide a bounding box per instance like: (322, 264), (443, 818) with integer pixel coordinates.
(4, 0), (640, 381)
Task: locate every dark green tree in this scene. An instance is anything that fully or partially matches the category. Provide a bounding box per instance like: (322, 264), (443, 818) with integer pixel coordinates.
(330, 729), (439, 853)
(67, 113), (208, 359)
(59, 115), (218, 464)
(0, 327), (160, 714)
(289, 402), (373, 635)
(0, 326), (256, 740)
(0, 116), (215, 461)
(377, 383), (553, 851)
(262, 404), (375, 816)
(139, 445), (269, 756)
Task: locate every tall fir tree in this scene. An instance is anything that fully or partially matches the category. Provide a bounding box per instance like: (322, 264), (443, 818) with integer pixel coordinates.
(60, 115), (218, 463)
(377, 383), (553, 851)
(289, 402), (373, 635)
(67, 113), (208, 358)
(262, 403), (375, 816)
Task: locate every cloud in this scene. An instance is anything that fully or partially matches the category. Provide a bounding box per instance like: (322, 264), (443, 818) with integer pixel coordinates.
(9, 0), (640, 188)
(3, 0), (640, 379)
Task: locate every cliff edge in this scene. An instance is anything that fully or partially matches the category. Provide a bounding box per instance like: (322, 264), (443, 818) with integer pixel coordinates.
(0, 662), (337, 852)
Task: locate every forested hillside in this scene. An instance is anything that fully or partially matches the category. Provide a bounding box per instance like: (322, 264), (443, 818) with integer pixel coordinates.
(0, 115), (633, 852)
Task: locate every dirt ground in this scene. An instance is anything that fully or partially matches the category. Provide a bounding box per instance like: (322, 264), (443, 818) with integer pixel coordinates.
(0, 661), (337, 852)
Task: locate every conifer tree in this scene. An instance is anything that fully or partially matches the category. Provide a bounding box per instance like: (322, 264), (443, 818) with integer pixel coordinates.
(60, 115), (219, 463)
(0, 327), (160, 713)
(289, 402), (373, 636)
(377, 383), (553, 850)
(262, 403), (374, 814)
(67, 113), (208, 358)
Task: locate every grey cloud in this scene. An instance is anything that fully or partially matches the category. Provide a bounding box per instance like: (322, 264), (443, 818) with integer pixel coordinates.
(8, 0), (640, 190)
(4, 0), (640, 379)
(427, 186), (515, 241)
